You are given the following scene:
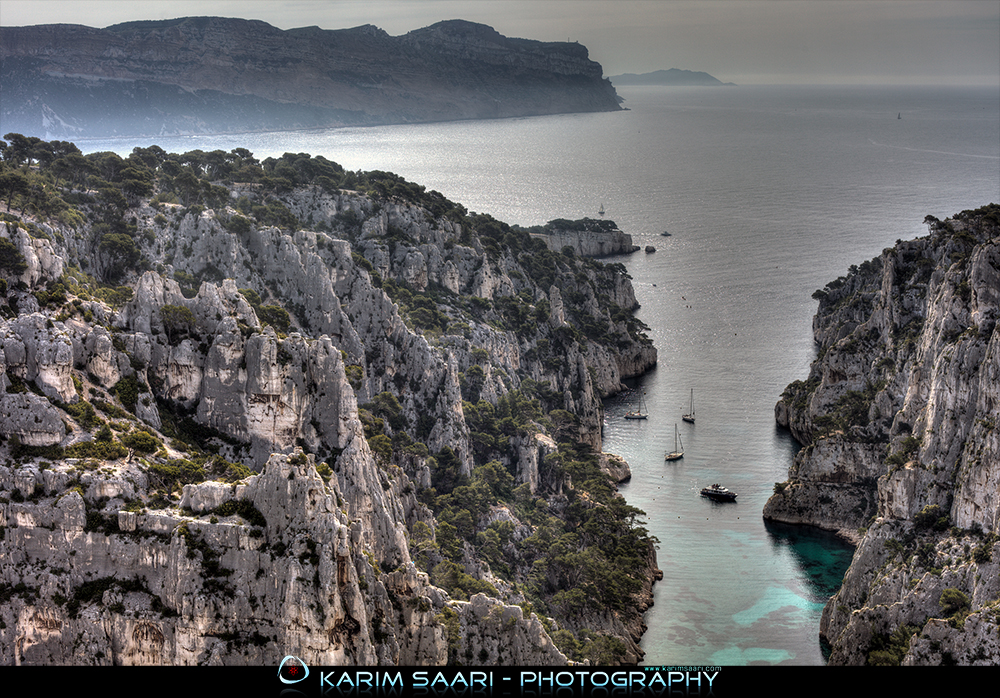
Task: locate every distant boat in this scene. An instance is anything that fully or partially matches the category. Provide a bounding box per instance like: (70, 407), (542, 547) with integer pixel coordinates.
(660, 231), (672, 237)
(700, 484), (737, 502)
(898, 112), (901, 119)
(624, 392), (648, 420)
(598, 203), (606, 216)
(682, 389), (696, 424)
(665, 424), (684, 461)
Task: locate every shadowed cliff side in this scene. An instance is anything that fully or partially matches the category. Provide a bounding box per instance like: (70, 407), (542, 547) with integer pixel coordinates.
(1, 17), (623, 139)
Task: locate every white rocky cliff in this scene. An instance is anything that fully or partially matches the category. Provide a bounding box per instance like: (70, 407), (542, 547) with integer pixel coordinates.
(765, 205), (1000, 665)
(0, 143), (658, 665)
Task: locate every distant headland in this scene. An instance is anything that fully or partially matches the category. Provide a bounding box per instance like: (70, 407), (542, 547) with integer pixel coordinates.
(0, 17), (623, 139)
(609, 69), (735, 87)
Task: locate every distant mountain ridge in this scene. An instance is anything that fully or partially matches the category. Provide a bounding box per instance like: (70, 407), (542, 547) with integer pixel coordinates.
(609, 69), (735, 87)
(0, 17), (623, 139)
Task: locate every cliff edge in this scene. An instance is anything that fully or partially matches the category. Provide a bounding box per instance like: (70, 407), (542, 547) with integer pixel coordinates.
(765, 204), (1000, 665)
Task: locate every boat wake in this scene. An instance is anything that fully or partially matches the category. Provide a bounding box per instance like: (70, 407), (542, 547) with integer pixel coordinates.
(867, 139), (999, 160)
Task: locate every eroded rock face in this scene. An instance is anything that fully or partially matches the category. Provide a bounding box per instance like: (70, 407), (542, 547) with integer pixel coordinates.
(766, 209), (1000, 665)
(0, 392), (66, 446)
(540, 224), (639, 257)
(2, 314), (77, 404)
(0, 452), (590, 666)
(0, 160), (659, 666)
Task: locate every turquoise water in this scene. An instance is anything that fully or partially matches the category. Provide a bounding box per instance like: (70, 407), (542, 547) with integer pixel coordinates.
(81, 84), (1000, 664)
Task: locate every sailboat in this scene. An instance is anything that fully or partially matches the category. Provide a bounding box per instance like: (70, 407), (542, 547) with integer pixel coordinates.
(664, 423), (684, 461)
(682, 389), (696, 424)
(624, 392), (648, 420)
(598, 203), (605, 216)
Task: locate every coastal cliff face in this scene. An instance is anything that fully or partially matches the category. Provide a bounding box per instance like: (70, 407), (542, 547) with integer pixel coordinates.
(532, 218), (640, 258)
(0, 142), (657, 665)
(0, 17), (622, 139)
(765, 205), (1000, 665)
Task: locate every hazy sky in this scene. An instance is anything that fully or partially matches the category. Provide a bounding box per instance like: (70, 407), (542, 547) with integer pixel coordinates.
(3, 0), (998, 85)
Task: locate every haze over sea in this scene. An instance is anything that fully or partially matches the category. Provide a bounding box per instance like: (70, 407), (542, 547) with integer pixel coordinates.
(82, 83), (1000, 665)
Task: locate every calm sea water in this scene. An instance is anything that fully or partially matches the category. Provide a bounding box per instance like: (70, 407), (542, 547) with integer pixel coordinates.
(82, 84), (1000, 665)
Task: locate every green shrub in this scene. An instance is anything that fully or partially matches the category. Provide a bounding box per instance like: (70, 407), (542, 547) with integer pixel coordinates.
(112, 375), (143, 412)
(121, 429), (162, 454)
(866, 625), (920, 666)
(257, 305), (291, 334)
(161, 304), (196, 344)
(0, 238), (27, 276)
(65, 439), (128, 461)
(939, 588), (970, 618)
(431, 560), (499, 601)
(10, 436), (65, 461)
(61, 400), (103, 430)
(368, 434), (392, 461)
(146, 459), (206, 487)
(914, 504), (949, 531)
(345, 364), (364, 390)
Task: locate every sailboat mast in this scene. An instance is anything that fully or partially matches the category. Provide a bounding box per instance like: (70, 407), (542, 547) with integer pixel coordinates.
(682, 388), (695, 423)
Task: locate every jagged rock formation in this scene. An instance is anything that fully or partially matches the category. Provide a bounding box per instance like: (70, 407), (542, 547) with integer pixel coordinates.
(765, 204), (1000, 665)
(0, 141), (658, 665)
(0, 17), (623, 139)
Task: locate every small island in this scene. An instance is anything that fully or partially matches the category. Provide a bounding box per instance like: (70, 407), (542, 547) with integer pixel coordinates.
(609, 69), (735, 87)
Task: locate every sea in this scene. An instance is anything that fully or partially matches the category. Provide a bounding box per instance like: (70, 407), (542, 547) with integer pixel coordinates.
(80, 83), (1000, 665)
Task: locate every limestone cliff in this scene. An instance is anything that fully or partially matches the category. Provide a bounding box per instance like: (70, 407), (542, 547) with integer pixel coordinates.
(0, 17), (622, 139)
(0, 142), (657, 665)
(765, 204), (1000, 665)
(527, 218), (640, 258)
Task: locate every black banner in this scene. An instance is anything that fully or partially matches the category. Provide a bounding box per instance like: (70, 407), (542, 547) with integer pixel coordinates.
(26, 662), (845, 697)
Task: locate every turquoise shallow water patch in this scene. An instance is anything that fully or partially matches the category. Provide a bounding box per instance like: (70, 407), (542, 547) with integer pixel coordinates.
(733, 586), (825, 626)
(710, 646), (795, 666)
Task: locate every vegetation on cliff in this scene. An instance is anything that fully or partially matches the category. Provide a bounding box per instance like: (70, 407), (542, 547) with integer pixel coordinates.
(0, 134), (658, 665)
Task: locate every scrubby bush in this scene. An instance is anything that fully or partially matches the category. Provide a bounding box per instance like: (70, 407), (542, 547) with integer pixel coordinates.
(121, 429), (162, 454)
(940, 588), (970, 622)
(160, 304), (196, 344)
(914, 504), (949, 531)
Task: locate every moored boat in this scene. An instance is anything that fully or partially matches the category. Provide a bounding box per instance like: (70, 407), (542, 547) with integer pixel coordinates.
(665, 423), (683, 461)
(624, 392), (649, 420)
(700, 483), (737, 501)
(682, 388), (696, 424)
